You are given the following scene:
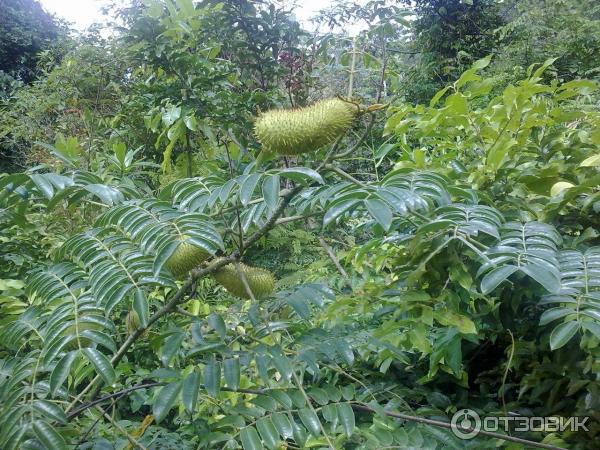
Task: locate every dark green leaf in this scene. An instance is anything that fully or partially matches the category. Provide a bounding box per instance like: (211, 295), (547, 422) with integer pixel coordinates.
(182, 371), (200, 414)
(240, 427), (264, 450)
(82, 348), (115, 386)
(224, 357), (240, 391)
(31, 421), (66, 450)
(549, 321), (580, 350)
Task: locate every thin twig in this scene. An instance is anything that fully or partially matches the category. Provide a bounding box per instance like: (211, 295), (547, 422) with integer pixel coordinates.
(95, 405), (149, 450)
(318, 236), (351, 285)
(351, 403), (568, 450)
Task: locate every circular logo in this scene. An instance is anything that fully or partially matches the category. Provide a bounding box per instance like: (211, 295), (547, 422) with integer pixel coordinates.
(451, 408), (481, 440)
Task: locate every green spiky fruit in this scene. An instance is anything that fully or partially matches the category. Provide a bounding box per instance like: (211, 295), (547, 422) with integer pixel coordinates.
(165, 242), (210, 279)
(213, 260), (275, 299)
(254, 98), (359, 156)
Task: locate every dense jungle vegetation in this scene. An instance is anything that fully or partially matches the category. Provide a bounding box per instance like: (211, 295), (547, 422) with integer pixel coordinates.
(1, 0), (600, 449)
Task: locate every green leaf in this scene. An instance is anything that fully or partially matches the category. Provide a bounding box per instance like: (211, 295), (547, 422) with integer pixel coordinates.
(430, 86), (451, 107)
(277, 167), (324, 185)
(540, 307), (574, 326)
(298, 408), (321, 436)
(256, 417), (280, 449)
(153, 381), (182, 423)
(82, 348), (115, 386)
(240, 426), (264, 450)
(262, 175), (280, 211)
(207, 313), (226, 339)
(271, 412), (293, 439)
(31, 420), (67, 450)
(267, 390), (293, 409)
(224, 357), (240, 390)
(240, 174), (262, 206)
(269, 347), (292, 382)
(365, 197), (393, 231)
(480, 265), (518, 294)
(50, 351), (78, 395)
(32, 400), (67, 424)
(204, 358), (221, 397)
(184, 115), (197, 131)
(337, 403), (355, 437)
(520, 264), (560, 293)
(308, 387), (329, 405)
(323, 199), (360, 227)
(549, 321), (580, 350)
(182, 370), (201, 414)
(133, 289), (149, 328)
(582, 321), (600, 340)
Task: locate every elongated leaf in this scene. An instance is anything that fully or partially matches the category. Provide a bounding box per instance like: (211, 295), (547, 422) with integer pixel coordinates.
(182, 371), (201, 414)
(240, 174), (262, 206)
(256, 417), (280, 449)
(240, 426), (264, 450)
(549, 321), (579, 350)
(224, 357), (240, 391)
(298, 408), (321, 436)
(133, 289), (149, 327)
(337, 403), (355, 437)
(480, 265), (518, 294)
(204, 358), (221, 397)
(207, 313), (226, 339)
(323, 199), (360, 227)
(365, 197), (393, 231)
(262, 175), (280, 210)
(50, 351), (78, 395)
(278, 167), (323, 185)
(153, 381), (182, 423)
(31, 421), (66, 450)
(82, 348), (115, 386)
(520, 264), (560, 293)
(32, 400), (67, 424)
(271, 412), (293, 439)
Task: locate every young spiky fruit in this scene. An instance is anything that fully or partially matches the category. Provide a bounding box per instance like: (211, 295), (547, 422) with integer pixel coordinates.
(254, 98), (359, 156)
(165, 242), (210, 279)
(213, 260), (275, 299)
(126, 309), (141, 335)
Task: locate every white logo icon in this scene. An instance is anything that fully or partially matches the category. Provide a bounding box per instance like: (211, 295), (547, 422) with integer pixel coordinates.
(451, 408), (481, 439)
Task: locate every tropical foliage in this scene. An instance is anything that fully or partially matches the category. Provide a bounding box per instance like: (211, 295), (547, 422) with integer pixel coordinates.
(1, 1), (599, 449)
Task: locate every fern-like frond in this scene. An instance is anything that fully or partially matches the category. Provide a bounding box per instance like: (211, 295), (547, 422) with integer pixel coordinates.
(539, 248), (600, 349)
(478, 221), (562, 294)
